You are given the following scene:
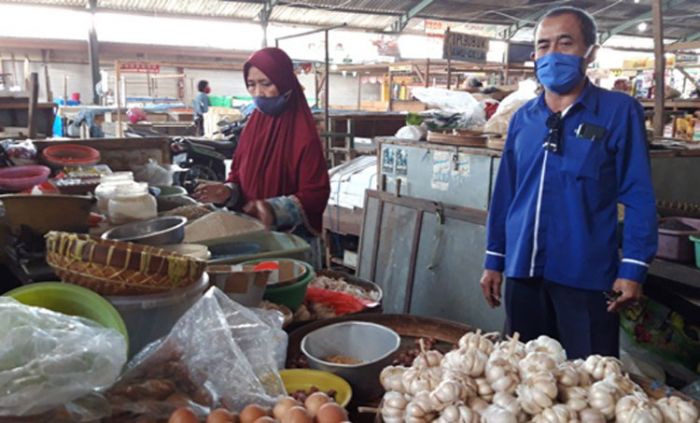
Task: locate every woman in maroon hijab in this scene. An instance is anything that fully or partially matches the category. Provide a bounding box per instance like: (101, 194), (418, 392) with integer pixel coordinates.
(195, 48), (330, 264)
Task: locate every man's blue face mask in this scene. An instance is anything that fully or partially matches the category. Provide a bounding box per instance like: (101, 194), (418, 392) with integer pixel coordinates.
(254, 90), (291, 116)
(535, 46), (593, 94)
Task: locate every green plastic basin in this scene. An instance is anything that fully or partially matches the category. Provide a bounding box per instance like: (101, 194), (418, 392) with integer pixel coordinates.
(5, 282), (129, 349)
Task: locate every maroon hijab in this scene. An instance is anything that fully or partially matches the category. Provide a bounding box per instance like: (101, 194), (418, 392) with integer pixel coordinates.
(228, 47), (330, 234)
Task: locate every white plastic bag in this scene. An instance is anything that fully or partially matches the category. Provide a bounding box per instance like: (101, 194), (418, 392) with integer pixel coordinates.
(485, 79), (539, 135)
(411, 87), (486, 129)
(107, 287), (286, 420)
(0, 297), (127, 417)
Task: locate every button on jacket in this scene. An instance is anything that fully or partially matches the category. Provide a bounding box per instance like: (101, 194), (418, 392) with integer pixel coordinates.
(484, 81), (658, 291)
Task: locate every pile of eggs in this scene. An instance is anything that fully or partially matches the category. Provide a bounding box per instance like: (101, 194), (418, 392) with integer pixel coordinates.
(169, 392), (349, 423)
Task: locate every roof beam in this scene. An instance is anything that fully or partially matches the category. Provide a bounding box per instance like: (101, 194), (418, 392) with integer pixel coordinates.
(390, 0), (435, 33)
(599, 0), (684, 44)
(500, 9), (550, 40)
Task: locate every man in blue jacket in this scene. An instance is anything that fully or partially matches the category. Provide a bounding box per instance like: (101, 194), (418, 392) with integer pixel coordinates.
(481, 6), (657, 359)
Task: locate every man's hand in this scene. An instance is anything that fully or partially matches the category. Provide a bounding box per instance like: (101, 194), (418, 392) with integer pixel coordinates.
(192, 182), (231, 205)
(242, 200), (275, 229)
(607, 278), (642, 312)
(480, 269), (503, 308)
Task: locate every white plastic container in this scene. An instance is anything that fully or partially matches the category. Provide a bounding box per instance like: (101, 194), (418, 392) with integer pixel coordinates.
(107, 181), (157, 225)
(95, 172), (134, 214)
(105, 274), (209, 357)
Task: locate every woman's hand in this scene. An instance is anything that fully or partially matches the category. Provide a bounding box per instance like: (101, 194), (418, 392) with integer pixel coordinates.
(193, 182), (231, 205)
(243, 200), (275, 229)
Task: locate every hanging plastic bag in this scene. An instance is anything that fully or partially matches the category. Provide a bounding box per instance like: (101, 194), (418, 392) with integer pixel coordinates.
(0, 297), (127, 418)
(107, 287), (286, 420)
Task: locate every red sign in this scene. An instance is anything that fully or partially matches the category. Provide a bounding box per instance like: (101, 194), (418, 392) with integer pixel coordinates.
(425, 19), (445, 38)
(119, 62), (160, 74)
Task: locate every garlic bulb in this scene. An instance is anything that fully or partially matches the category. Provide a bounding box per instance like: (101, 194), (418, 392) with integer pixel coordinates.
(442, 370), (478, 399)
(442, 348), (488, 378)
(486, 357), (520, 394)
(582, 355), (622, 381)
(587, 378), (622, 419)
(492, 334), (527, 363)
(402, 367), (443, 396)
(525, 335), (567, 364)
(570, 359), (593, 388)
(516, 371), (558, 414)
(519, 352), (558, 379)
(481, 404), (517, 423)
(380, 365), (408, 393)
(556, 362), (580, 389)
(475, 377), (495, 402)
(531, 404), (577, 423)
(606, 373), (643, 396)
(435, 403), (480, 423)
(458, 329), (495, 355)
(413, 349), (444, 369)
(492, 392), (522, 417)
(655, 396), (699, 423)
(467, 396), (489, 415)
(430, 379), (466, 411)
(405, 391), (437, 423)
(559, 386), (588, 412)
(615, 393), (663, 423)
(381, 391), (409, 422)
(578, 408), (606, 423)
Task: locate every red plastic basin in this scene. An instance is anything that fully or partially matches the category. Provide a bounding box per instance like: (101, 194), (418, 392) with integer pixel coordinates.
(41, 144), (101, 167)
(0, 165), (51, 192)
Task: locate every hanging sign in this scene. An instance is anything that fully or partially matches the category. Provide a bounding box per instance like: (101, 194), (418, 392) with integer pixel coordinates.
(425, 20), (446, 38)
(119, 62), (160, 74)
(443, 32), (489, 63)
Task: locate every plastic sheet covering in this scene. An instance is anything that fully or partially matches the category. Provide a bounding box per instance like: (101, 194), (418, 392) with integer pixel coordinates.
(484, 79), (539, 135)
(0, 297), (127, 418)
(411, 87), (486, 129)
(107, 287), (286, 420)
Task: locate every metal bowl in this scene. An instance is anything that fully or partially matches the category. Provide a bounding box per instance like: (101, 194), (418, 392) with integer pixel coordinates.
(101, 216), (187, 246)
(301, 321), (400, 401)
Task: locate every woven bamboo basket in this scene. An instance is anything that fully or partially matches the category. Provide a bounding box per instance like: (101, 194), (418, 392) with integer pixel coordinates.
(45, 231), (207, 295)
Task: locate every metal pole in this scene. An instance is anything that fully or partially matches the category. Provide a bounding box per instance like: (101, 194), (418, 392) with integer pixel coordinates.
(356, 73), (362, 110)
(446, 28), (452, 90)
(87, 0), (101, 105)
(27, 72), (39, 138)
(652, 0), (665, 138)
(324, 29), (330, 137)
(275, 23), (347, 44)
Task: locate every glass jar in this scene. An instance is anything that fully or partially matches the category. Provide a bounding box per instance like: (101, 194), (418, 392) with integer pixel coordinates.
(95, 172), (134, 214)
(107, 182), (157, 225)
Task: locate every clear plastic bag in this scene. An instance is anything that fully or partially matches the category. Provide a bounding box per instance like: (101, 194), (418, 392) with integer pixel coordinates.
(0, 297), (127, 418)
(411, 87), (486, 129)
(484, 79), (539, 135)
(107, 287), (286, 420)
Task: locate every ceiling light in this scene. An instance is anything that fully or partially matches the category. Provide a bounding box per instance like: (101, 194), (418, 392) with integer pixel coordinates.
(634, 0), (640, 3)
(637, 22), (648, 32)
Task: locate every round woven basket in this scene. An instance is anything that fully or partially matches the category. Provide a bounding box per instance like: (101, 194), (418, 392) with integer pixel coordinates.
(45, 231), (207, 295)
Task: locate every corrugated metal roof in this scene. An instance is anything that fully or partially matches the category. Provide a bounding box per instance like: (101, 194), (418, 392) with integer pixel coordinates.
(2, 0), (699, 41)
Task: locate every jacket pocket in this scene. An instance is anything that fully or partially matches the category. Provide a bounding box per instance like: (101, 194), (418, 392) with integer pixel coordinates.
(560, 137), (607, 180)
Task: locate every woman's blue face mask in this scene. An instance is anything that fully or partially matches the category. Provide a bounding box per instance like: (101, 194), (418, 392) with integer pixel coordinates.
(254, 91), (291, 116)
(535, 46), (593, 94)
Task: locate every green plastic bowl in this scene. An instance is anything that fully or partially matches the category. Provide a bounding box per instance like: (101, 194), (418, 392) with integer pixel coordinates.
(240, 259), (314, 311)
(5, 282), (129, 348)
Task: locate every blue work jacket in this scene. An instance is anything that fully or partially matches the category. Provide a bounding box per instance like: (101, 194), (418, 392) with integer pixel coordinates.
(484, 81), (658, 290)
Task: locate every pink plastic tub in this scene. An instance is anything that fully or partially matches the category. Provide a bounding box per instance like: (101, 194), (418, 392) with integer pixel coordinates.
(0, 165), (51, 192)
(657, 217), (700, 262)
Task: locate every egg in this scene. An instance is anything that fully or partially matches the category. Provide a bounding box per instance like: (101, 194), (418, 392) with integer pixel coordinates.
(166, 393), (192, 408)
(304, 392), (330, 417)
(169, 407), (200, 423)
(281, 406), (312, 423)
(273, 397), (302, 420)
(240, 404), (269, 423)
(253, 418), (276, 423)
(207, 408), (236, 423)
(315, 403), (347, 423)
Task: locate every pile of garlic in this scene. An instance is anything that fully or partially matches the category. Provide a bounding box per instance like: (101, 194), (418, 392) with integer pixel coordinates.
(378, 331), (699, 423)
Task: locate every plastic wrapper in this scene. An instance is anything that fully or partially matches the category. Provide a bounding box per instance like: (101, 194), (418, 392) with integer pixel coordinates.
(0, 139), (37, 165)
(132, 159), (172, 186)
(107, 287), (286, 420)
(484, 79), (538, 135)
(411, 87), (486, 129)
(0, 297), (127, 418)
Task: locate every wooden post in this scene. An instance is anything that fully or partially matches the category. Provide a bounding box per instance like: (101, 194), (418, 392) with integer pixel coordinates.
(446, 28), (452, 90)
(652, 0), (665, 138)
(41, 49), (52, 102)
(356, 73), (362, 110)
(63, 75), (68, 102)
(10, 53), (19, 88)
(324, 29), (330, 134)
(425, 58), (431, 88)
(27, 73), (39, 138)
(387, 70), (394, 112)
